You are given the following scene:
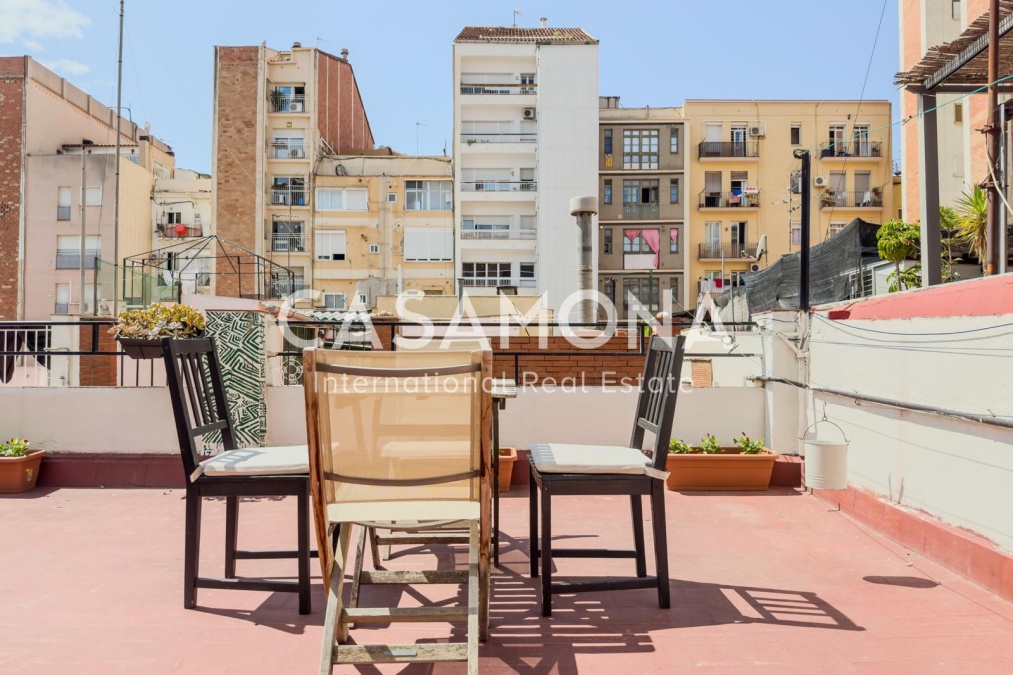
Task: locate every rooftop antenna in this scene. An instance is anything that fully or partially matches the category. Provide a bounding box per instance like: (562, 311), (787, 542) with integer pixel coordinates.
(315, 36), (329, 49)
(415, 122), (427, 155)
(513, 8), (522, 27)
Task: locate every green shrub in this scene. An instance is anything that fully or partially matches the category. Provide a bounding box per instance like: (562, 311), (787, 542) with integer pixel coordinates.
(110, 304), (206, 340)
(669, 439), (693, 454)
(699, 434), (722, 454)
(0, 438), (31, 458)
(734, 433), (766, 455)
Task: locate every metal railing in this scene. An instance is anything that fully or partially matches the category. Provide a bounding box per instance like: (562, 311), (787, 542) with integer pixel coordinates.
(270, 142), (307, 159)
(460, 229), (537, 240)
(698, 242), (759, 259)
(159, 224), (203, 238)
(461, 133), (537, 143)
(459, 84), (536, 95)
(270, 95), (306, 113)
(820, 191), (883, 208)
(459, 278), (514, 287)
(820, 141), (882, 158)
(698, 141), (760, 158)
(270, 234), (306, 252)
(270, 189), (307, 206)
(622, 203), (660, 220)
(460, 180), (537, 192)
(55, 251), (101, 269)
(698, 191), (761, 208)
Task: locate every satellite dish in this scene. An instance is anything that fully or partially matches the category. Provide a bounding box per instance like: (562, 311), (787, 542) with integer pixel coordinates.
(755, 234), (767, 261)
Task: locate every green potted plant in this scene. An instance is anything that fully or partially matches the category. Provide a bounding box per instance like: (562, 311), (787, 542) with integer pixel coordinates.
(665, 432), (778, 491)
(269, 88), (285, 112)
(0, 438), (44, 494)
(109, 303), (206, 359)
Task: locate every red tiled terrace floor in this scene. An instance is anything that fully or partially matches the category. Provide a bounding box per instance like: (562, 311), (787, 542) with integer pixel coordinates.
(4, 487), (1013, 674)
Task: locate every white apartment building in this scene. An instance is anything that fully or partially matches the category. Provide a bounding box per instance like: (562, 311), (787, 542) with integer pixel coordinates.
(150, 169), (214, 296)
(452, 25), (599, 316)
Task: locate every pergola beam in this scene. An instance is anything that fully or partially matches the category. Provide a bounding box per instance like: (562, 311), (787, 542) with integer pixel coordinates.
(923, 9), (1013, 89)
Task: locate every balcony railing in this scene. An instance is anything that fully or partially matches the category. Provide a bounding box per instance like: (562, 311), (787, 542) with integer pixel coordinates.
(459, 277), (514, 287)
(460, 229), (537, 240)
(461, 133), (537, 144)
(55, 251), (100, 269)
(698, 141), (760, 159)
(698, 242), (759, 259)
(269, 234), (306, 252)
(270, 190), (308, 206)
(270, 95), (306, 113)
(159, 224), (203, 238)
(270, 142), (307, 159)
(820, 191), (883, 208)
(57, 205), (71, 221)
(459, 84), (536, 95)
(820, 141), (882, 159)
(622, 203), (660, 220)
(518, 278), (537, 287)
(698, 191), (761, 208)
(460, 181), (537, 192)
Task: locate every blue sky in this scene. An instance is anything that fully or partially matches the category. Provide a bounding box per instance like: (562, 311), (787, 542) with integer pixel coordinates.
(1, 0), (899, 173)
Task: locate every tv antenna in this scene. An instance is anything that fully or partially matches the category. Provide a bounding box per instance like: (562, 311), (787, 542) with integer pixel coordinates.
(415, 122), (427, 155)
(513, 8), (522, 27)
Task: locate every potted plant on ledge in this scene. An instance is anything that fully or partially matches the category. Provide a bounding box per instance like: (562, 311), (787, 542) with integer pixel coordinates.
(665, 432), (778, 491)
(0, 438), (44, 494)
(110, 303), (206, 359)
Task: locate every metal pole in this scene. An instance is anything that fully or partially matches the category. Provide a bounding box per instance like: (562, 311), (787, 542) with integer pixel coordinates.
(570, 196), (599, 324)
(986, 0), (1001, 276)
(795, 150), (811, 311)
(79, 146), (86, 314)
(112, 0), (125, 314)
(918, 92), (943, 285)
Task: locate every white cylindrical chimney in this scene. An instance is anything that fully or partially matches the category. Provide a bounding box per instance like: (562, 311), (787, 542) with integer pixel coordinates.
(570, 196), (599, 325)
(540, 17), (548, 28)
(340, 48), (349, 60)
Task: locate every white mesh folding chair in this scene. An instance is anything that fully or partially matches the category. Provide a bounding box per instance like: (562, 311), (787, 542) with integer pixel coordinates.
(303, 348), (491, 674)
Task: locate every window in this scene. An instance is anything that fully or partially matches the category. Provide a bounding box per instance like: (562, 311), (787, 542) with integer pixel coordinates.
(271, 132), (305, 158)
(622, 230), (653, 253)
(791, 223), (802, 245)
(952, 0), (961, 20)
(369, 244), (380, 254)
(669, 178), (680, 204)
(271, 84), (305, 112)
(272, 221), (305, 252)
(519, 263), (535, 285)
(272, 177), (306, 206)
(387, 192), (397, 203)
(520, 73), (536, 93)
(603, 228), (613, 254)
(56, 235), (100, 269)
(356, 293), (368, 306)
(404, 228), (452, 261)
(603, 278), (615, 305)
(85, 186), (101, 206)
(729, 271), (745, 287)
(669, 228), (679, 253)
(670, 277), (680, 303)
(323, 292), (346, 310)
(670, 127), (679, 153)
(790, 124), (801, 146)
(405, 180), (451, 210)
(623, 129), (659, 169)
(315, 187), (367, 211)
(315, 230), (346, 261)
(954, 103), (963, 124)
(604, 128), (613, 155)
(57, 187), (71, 221)
(623, 179), (659, 204)
(462, 262), (511, 283)
(623, 278), (659, 312)
(829, 222), (846, 236)
(790, 171), (802, 194)
(828, 124), (846, 155)
(604, 179), (613, 205)
(166, 212), (183, 225)
(54, 283), (70, 314)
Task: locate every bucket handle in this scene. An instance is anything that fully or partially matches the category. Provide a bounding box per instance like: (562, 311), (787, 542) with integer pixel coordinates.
(800, 406), (850, 443)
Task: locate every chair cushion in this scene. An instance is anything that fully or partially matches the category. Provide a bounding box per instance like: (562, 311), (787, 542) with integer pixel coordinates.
(326, 500), (480, 525)
(530, 443), (667, 479)
(194, 445), (309, 481)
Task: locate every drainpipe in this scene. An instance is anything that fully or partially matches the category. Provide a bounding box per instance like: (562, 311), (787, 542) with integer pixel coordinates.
(570, 195), (598, 324)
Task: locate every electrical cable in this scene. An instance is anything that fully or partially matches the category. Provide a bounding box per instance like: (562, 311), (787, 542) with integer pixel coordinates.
(814, 313), (1013, 336)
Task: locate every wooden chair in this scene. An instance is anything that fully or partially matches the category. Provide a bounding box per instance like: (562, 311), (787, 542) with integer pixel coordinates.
(528, 335), (686, 616)
(162, 337), (313, 614)
(303, 348), (491, 674)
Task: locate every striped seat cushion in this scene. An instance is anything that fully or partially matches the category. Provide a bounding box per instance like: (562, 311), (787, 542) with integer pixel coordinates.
(193, 445), (308, 481)
(530, 443), (663, 476)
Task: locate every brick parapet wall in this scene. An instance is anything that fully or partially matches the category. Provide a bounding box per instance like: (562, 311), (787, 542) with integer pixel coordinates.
(78, 321), (117, 387)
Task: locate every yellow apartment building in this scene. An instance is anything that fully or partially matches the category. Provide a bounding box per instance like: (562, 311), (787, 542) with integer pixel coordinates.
(683, 100), (893, 306)
(306, 155), (454, 310)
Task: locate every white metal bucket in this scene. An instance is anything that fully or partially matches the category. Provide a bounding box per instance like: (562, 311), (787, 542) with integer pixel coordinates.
(802, 439), (848, 490)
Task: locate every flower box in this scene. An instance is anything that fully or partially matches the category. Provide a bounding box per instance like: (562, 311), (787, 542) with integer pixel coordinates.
(665, 448), (778, 491)
(117, 337), (165, 360)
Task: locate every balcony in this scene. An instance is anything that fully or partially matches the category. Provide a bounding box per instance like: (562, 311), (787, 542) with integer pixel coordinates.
(158, 224), (203, 239)
(461, 133), (537, 144)
(622, 203), (660, 220)
(698, 141), (760, 159)
(698, 191), (761, 209)
(459, 84), (536, 95)
(459, 277), (514, 288)
(270, 190), (308, 207)
(460, 229), (537, 240)
(819, 191), (883, 209)
(55, 250), (100, 269)
(460, 181), (537, 192)
(698, 242), (759, 260)
(270, 95), (307, 113)
(820, 140), (883, 159)
(270, 142), (307, 160)
(269, 234), (306, 253)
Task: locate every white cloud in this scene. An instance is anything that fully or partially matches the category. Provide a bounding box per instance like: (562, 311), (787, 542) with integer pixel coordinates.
(41, 57), (89, 75)
(22, 38), (44, 51)
(0, 0), (90, 45)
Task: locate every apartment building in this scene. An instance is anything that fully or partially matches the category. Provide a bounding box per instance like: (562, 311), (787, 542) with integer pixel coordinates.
(212, 43), (374, 298)
(452, 25), (599, 315)
(683, 100), (893, 304)
(597, 98), (688, 319)
(150, 169), (213, 295)
(308, 155), (453, 310)
(0, 56), (175, 320)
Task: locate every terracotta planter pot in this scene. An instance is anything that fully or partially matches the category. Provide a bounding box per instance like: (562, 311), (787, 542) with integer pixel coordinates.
(497, 447), (517, 493)
(0, 450), (46, 494)
(665, 448), (778, 491)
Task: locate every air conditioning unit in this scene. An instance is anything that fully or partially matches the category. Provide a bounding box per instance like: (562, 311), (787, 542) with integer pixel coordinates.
(749, 263), (761, 273)
(748, 123), (765, 138)
(289, 148), (305, 158)
(814, 176), (829, 187)
(522, 108), (536, 120)
(288, 101), (304, 113)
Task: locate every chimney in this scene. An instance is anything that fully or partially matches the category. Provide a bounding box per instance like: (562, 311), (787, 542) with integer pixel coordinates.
(340, 48), (349, 60)
(292, 41), (301, 49)
(540, 17), (547, 28)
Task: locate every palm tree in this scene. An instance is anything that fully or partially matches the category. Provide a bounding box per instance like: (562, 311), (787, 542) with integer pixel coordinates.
(955, 186), (987, 271)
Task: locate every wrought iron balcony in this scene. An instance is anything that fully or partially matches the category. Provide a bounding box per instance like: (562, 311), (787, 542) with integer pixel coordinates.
(270, 95), (306, 113)
(460, 181), (537, 192)
(820, 191), (883, 208)
(820, 141), (883, 159)
(461, 133), (537, 143)
(698, 141), (760, 159)
(621, 203), (660, 220)
(698, 191), (761, 208)
(698, 242), (759, 260)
